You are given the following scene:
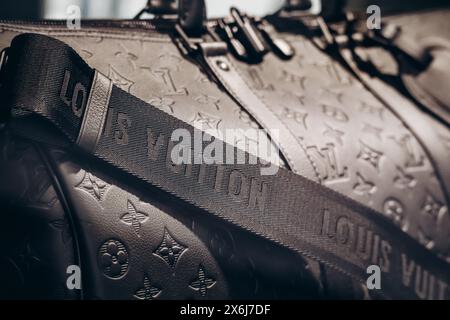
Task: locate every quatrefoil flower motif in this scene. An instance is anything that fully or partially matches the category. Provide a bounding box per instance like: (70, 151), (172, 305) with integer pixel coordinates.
(76, 172), (109, 201)
(134, 275), (161, 300)
(149, 97), (175, 113)
(86, 174), (107, 199)
(120, 200), (149, 237)
(154, 228), (186, 269)
(189, 265), (216, 297)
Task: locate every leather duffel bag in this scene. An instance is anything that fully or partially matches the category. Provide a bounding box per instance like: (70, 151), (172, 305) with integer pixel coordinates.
(0, 0), (450, 300)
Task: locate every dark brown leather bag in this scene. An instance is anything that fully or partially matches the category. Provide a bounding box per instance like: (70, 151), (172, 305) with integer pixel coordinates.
(1, 1), (450, 300)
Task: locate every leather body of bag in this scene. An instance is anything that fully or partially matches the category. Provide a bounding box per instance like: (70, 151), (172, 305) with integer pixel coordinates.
(1, 7), (450, 300)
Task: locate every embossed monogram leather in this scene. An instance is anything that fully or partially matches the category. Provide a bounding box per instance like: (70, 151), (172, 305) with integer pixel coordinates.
(232, 38), (450, 257)
(0, 11), (449, 299)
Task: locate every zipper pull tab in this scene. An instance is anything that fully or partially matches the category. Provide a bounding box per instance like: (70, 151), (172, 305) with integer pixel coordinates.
(257, 19), (295, 60)
(229, 7), (268, 60)
(217, 19), (248, 60)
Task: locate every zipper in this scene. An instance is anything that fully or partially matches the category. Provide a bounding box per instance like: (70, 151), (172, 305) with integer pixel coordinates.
(0, 18), (178, 34)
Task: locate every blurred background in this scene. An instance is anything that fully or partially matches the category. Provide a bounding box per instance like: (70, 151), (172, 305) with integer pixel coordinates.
(0, 0), (448, 20)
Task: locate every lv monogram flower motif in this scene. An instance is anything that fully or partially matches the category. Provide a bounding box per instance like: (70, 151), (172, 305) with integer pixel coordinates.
(189, 265), (216, 297)
(279, 69), (306, 89)
(76, 172), (110, 202)
(99, 239), (129, 279)
(108, 66), (134, 92)
(134, 275), (161, 300)
(120, 200), (149, 237)
(237, 109), (259, 129)
(154, 228), (187, 269)
(191, 112), (221, 131)
(422, 193), (444, 221)
(281, 107), (308, 130)
(393, 166), (416, 189)
(362, 122), (383, 140)
(195, 94), (220, 111)
(149, 97), (175, 114)
(115, 43), (138, 70)
(357, 140), (383, 170)
(383, 198), (404, 225)
(18, 240), (42, 273)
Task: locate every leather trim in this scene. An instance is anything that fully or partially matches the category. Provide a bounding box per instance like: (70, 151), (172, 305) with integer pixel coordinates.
(77, 71), (112, 153)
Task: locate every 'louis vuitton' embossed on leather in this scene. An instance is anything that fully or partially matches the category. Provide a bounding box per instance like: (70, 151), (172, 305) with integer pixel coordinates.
(1, 2), (450, 300)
